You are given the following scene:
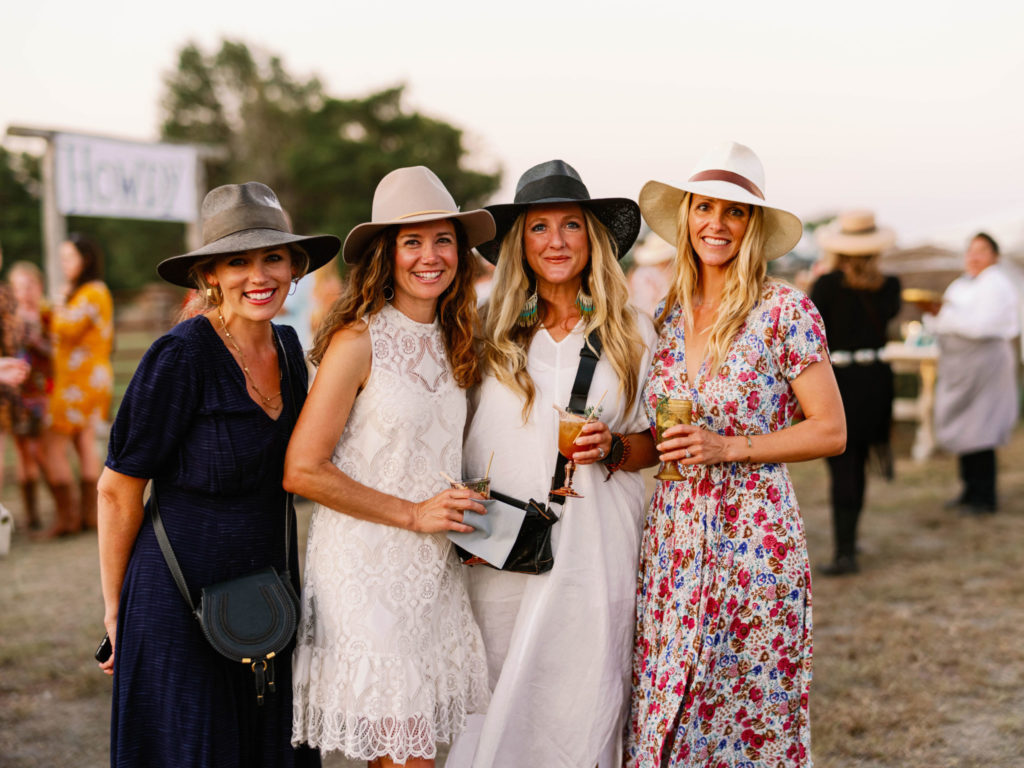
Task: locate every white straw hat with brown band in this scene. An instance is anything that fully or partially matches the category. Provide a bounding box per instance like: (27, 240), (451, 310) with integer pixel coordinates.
(638, 141), (803, 261)
(342, 166), (496, 264)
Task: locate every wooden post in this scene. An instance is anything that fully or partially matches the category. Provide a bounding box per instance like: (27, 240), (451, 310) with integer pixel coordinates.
(41, 137), (67, 301)
(5, 126), (65, 301)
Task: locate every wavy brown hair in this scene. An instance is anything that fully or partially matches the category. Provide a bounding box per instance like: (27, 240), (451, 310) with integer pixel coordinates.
(310, 220), (480, 389)
(480, 209), (644, 421)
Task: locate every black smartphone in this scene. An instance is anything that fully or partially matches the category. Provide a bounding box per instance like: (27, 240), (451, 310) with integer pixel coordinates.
(94, 633), (112, 663)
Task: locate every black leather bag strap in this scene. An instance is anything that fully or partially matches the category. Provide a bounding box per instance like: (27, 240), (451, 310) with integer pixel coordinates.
(549, 330), (603, 505)
(149, 325), (299, 612)
(150, 487), (196, 611)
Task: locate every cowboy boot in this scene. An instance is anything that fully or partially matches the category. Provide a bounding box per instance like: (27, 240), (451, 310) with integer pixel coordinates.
(20, 480), (42, 531)
(80, 478), (99, 530)
(39, 482), (80, 539)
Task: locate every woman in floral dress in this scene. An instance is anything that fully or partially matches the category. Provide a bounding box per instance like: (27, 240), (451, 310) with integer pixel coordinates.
(626, 142), (846, 767)
(46, 233), (113, 534)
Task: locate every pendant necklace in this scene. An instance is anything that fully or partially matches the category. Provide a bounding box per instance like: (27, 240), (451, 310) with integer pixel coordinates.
(217, 309), (282, 410)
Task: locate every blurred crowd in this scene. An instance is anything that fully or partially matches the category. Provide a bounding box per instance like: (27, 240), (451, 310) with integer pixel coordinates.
(0, 234), (113, 537)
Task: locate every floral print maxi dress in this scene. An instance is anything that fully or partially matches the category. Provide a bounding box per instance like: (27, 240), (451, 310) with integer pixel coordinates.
(627, 281), (827, 768)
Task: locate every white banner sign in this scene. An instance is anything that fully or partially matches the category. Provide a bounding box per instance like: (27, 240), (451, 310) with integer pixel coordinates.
(54, 133), (197, 222)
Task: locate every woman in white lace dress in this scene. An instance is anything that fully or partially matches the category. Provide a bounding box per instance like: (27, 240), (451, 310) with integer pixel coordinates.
(284, 166), (496, 767)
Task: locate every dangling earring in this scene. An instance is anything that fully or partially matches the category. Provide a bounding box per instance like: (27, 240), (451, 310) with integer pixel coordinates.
(288, 279), (298, 296)
(518, 287), (539, 328)
(575, 287), (595, 318)
(383, 283), (395, 302)
(206, 285), (223, 305)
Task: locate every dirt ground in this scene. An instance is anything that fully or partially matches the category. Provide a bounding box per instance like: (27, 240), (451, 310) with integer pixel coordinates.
(1, 423), (1022, 767)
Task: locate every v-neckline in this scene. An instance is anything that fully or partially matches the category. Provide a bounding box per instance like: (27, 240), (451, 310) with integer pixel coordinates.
(201, 315), (287, 423)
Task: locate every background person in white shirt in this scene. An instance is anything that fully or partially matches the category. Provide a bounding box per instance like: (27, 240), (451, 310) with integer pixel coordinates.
(925, 232), (1020, 514)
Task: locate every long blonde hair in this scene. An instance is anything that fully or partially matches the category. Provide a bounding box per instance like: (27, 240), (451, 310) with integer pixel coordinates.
(310, 221), (480, 389)
(655, 192), (769, 377)
(480, 208), (644, 421)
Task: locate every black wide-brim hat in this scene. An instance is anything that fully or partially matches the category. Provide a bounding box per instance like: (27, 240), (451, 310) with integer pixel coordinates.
(476, 159), (641, 264)
(157, 182), (341, 288)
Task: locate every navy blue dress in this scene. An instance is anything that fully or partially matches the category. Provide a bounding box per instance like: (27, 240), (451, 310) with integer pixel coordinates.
(105, 315), (319, 768)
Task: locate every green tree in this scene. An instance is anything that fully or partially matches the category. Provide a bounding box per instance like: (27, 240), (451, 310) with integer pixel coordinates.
(0, 147), (43, 269)
(160, 39), (501, 268)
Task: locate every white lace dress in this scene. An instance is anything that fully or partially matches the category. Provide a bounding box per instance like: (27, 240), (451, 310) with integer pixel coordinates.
(291, 303), (489, 762)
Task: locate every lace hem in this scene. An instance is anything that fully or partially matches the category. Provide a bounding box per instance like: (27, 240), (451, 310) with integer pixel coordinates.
(292, 696), (481, 760)
(291, 645), (489, 760)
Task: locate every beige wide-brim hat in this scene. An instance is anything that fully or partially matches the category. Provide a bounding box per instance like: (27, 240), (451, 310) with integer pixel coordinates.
(342, 166), (496, 264)
(157, 182), (341, 288)
(639, 141), (803, 261)
(816, 210), (896, 255)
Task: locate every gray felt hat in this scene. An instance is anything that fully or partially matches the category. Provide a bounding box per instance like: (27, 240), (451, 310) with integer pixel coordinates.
(157, 182), (341, 288)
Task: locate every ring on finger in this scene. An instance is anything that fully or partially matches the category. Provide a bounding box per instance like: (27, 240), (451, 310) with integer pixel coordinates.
(598, 446), (606, 458)
(684, 449), (691, 458)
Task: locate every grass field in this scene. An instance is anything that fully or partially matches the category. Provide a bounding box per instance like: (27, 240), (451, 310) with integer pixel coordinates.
(1, 421), (1022, 767)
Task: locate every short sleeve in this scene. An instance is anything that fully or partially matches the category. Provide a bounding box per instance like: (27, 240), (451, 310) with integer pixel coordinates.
(105, 333), (201, 479)
(773, 285), (829, 382)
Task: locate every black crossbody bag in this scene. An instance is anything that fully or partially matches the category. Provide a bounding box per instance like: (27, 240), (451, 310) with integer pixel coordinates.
(150, 327), (300, 705)
(454, 331), (603, 575)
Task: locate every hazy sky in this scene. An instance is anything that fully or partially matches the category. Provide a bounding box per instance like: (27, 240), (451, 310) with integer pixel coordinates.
(3, 0), (1022, 248)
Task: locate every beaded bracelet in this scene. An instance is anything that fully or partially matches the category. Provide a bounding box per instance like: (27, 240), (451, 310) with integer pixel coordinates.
(604, 432), (631, 480)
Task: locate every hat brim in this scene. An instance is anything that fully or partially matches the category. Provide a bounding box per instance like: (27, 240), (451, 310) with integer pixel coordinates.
(157, 229), (342, 288)
(476, 197), (641, 265)
(638, 180), (803, 261)
(816, 224), (896, 255)
(342, 209), (496, 265)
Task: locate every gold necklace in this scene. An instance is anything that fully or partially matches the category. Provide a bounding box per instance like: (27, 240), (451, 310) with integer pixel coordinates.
(217, 310), (282, 410)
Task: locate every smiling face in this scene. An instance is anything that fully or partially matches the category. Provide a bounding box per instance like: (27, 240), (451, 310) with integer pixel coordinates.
(205, 245), (295, 323)
(522, 203), (590, 292)
(686, 195), (752, 270)
(391, 219), (459, 321)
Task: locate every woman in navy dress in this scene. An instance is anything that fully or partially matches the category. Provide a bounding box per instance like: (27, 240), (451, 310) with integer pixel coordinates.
(96, 182), (340, 767)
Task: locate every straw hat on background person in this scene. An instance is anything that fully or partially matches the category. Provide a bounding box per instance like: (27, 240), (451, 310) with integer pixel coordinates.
(817, 210), (896, 257)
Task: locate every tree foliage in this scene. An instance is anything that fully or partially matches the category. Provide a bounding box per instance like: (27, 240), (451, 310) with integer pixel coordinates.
(0, 147), (43, 269)
(161, 39), (501, 269)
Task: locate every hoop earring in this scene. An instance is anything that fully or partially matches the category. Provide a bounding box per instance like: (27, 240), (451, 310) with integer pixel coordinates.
(575, 288), (595, 318)
(383, 283), (395, 302)
(517, 287), (539, 328)
(206, 285), (223, 305)
(288, 279), (298, 297)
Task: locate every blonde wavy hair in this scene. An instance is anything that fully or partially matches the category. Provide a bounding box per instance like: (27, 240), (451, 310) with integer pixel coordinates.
(481, 208), (644, 421)
(655, 192), (769, 378)
(309, 221), (480, 389)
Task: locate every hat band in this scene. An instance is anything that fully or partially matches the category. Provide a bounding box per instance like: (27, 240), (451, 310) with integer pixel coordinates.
(688, 170), (765, 200)
(203, 206), (290, 245)
(395, 209), (457, 220)
(840, 224), (878, 235)
(515, 175), (590, 205)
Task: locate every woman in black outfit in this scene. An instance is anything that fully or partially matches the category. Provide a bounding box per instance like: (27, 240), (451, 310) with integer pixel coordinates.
(811, 211), (901, 575)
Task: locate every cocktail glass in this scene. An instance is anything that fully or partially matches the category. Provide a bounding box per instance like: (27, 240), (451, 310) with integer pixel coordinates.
(654, 398), (693, 481)
(551, 410), (587, 498)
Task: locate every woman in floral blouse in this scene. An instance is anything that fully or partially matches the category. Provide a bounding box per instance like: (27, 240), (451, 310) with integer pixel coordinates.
(45, 233), (113, 535)
(626, 142), (846, 767)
